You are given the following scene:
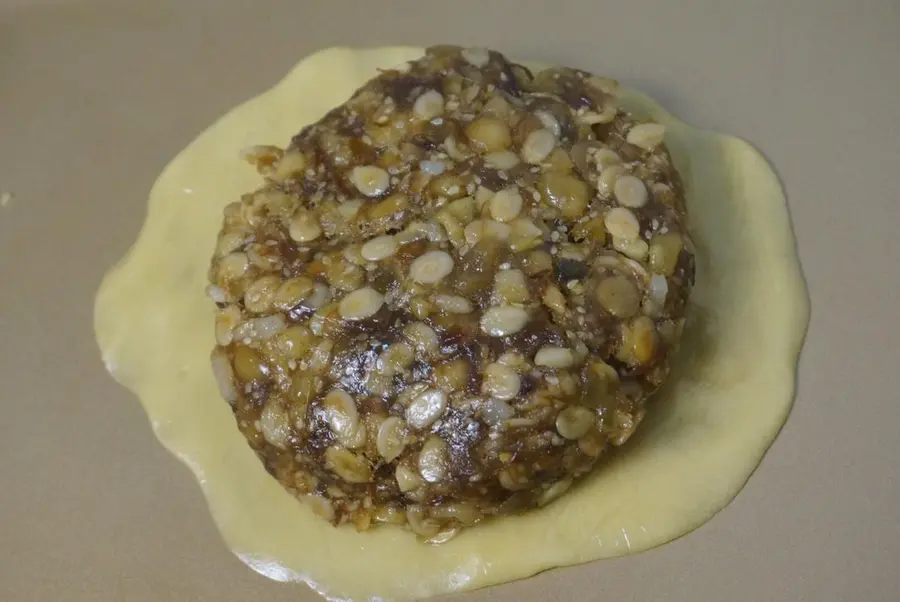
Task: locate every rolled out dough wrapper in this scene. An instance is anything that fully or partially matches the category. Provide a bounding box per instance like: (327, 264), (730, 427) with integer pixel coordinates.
(94, 46), (809, 602)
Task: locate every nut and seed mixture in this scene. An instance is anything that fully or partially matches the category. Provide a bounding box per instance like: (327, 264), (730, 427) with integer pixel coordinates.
(207, 45), (695, 542)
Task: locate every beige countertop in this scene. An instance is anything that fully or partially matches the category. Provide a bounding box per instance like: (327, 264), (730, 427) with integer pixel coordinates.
(1, 1), (898, 600)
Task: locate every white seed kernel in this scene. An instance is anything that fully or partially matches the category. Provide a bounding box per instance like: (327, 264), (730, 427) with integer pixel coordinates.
(482, 363), (521, 401)
(342, 243), (366, 265)
(494, 268), (530, 304)
(511, 217), (543, 240)
(325, 446), (372, 483)
(474, 185), (495, 205)
(379, 342), (415, 375)
(242, 315), (286, 341)
(214, 306), (241, 346)
(419, 160), (446, 175)
(521, 129), (556, 164)
(535, 111), (562, 138)
(274, 276), (314, 309)
(396, 464), (423, 492)
(556, 406), (595, 440)
(626, 123), (666, 150)
(480, 306), (529, 337)
(406, 389), (448, 430)
(321, 388), (359, 445)
(243, 274), (280, 313)
(604, 207), (641, 240)
(649, 273), (669, 307)
(443, 135), (468, 161)
(535, 346), (575, 369)
(592, 148), (623, 170)
(613, 236), (650, 261)
(289, 209), (322, 243)
(409, 250), (454, 284)
(464, 219), (511, 246)
(484, 150), (521, 170)
(259, 402), (290, 449)
(360, 235), (398, 261)
(489, 187), (524, 222)
(413, 89), (445, 120)
(302, 282), (331, 310)
(418, 436), (450, 483)
(218, 252), (249, 281)
(403, 322), (440, 356)
(338, 287), (384, 320)
(350, 165), (390, 197)
(542, 284), (567, 314)
(433, 294), (473, 314)
(597, 164), (625, 198)
(271, 151), (306, 182)
(481, 398), (514, 425)
(614, 175), (649, 208)
(580, 106), (616, 124)
(376, 416), (407, 462)
(538, 478), (573, 506)
(337, 199), (363, 219)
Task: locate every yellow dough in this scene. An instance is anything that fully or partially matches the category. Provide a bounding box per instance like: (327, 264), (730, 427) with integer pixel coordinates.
(94, 47), (809, 601)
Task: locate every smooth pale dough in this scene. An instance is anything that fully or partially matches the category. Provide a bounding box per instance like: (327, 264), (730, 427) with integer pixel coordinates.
(94, 47), (809, 602)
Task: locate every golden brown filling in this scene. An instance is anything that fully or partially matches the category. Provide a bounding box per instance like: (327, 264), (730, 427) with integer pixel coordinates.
(206, 45), (694, 541)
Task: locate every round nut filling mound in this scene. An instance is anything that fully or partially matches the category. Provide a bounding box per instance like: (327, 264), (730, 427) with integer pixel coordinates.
(206, 45), (695, 542)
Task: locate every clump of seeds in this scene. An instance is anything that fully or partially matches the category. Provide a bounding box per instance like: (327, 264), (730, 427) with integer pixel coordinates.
(207, 45), (694, 543)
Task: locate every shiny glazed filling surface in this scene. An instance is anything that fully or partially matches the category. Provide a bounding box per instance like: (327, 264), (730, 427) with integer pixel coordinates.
(206, 45), (694, 541)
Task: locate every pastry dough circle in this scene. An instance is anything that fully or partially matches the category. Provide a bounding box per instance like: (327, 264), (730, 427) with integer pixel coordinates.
(94, 47), (809, 601)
